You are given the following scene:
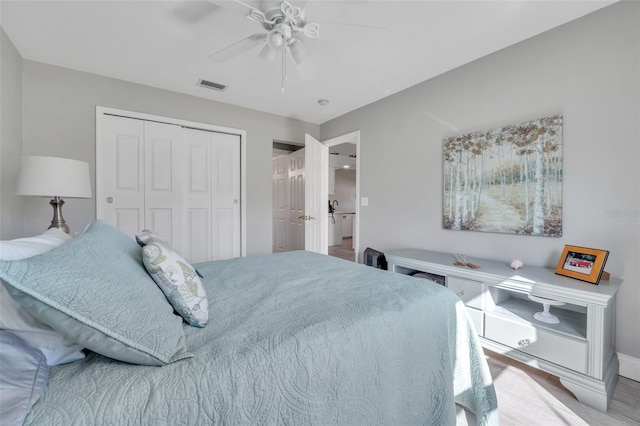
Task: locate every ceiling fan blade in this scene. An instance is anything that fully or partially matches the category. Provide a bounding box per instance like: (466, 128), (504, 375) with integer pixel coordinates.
(209, 33), (267, 62)
(171, 1), (221, 24)
(315, 21), (388, 31)
(206, 0), (260, 13)
(291, 55), (316, 81)
(213, 0), (267, 23)
(287, 40), (315, 80)
(232, 0), (263, 12)
(313, 20), (387, 41)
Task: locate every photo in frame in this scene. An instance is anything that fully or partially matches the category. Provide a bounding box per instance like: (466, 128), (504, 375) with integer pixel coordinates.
(555, 245), (609, 284)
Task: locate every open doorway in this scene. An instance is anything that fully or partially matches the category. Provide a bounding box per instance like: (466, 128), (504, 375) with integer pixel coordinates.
(323, 131), (360, 263)
(271, 131), (360, 262)
(327, 143), (356, 262)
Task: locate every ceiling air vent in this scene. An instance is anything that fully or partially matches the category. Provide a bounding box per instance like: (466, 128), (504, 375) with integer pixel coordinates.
(197, 79), (227, 92)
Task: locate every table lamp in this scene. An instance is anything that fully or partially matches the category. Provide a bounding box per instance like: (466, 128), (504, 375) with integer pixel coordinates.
(16, 156), (92, 234)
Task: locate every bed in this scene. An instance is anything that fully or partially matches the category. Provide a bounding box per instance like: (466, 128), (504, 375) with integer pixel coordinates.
(0, 220), (498, 425)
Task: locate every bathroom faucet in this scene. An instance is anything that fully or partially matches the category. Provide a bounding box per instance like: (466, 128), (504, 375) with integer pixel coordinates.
(332, 200), (339, 208)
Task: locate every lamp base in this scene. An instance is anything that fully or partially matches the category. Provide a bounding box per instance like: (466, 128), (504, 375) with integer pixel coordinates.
(49, 196), (70, 234)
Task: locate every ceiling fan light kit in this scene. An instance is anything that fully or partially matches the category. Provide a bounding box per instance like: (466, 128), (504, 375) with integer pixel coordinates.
(267, 23), (291, 49)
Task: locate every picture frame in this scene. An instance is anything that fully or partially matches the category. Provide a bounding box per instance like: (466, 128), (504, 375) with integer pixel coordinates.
(442, 115), (563, 237)
(555, 245), (609, 284)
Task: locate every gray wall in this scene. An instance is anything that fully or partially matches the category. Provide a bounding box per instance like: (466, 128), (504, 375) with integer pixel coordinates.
(18, 60), (318, 255)
(0, 29), (24, 239)
(321, 2), (640, 361)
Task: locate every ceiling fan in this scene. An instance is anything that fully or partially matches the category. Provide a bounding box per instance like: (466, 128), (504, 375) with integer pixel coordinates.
(209, 0), (320, 91)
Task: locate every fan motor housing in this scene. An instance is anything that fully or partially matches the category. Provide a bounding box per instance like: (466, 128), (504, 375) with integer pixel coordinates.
(261, 1), (306, 31)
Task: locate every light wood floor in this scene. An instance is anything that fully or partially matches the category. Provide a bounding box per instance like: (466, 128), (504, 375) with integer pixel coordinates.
(328, 237), (355, 262)
(486, 350), (640, 425)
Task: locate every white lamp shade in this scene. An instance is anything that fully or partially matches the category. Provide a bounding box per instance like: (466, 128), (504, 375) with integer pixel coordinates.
(16, 156), (92, 198)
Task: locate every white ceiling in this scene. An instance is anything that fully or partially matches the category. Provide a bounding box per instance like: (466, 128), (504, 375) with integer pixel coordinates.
(1, 0), (615, 125)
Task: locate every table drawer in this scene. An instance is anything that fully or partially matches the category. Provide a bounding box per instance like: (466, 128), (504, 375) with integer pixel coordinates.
(485, 313), (587, 374)
(447, 276), (485, 309)
(466, 307), (484, 336)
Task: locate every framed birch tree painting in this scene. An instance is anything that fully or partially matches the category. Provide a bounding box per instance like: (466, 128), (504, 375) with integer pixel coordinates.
(443, 115), (563, 237)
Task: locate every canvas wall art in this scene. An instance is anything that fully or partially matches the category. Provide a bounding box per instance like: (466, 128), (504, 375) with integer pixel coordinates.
(443, 115), (563, 237)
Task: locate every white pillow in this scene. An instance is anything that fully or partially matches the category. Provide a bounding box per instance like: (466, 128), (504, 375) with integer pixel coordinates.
(0, 331), (50, 426)
(0, 228), (72, 260)
(0, 228), (86, 366)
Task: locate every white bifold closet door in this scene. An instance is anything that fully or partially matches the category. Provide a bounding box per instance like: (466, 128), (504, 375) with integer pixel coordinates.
(99, 115), (240, 262)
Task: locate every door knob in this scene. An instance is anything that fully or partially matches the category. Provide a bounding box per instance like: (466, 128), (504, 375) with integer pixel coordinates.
(106, 197), (114, 204)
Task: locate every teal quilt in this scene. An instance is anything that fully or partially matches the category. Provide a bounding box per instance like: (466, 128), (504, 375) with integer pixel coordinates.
(24, 251), (498, 425)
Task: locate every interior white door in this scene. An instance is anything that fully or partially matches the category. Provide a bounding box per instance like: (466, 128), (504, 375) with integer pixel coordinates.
(304, 134), (328, 254)
(272, 156), (289, 253)
(210, 132), (241, 260)
(288, 149), (305, 250)
(180, 128), (214, 263)
(144, 121), (188, 253)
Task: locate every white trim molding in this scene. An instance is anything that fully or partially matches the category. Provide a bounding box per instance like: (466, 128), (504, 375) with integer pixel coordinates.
(618, 352), (640, 382)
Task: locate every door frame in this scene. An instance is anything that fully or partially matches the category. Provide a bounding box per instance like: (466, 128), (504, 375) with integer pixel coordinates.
(95, 106), (247, 257)
(321, 131), (361, 262)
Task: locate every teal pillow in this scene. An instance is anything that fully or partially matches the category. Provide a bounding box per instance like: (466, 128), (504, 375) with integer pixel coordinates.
(0, 220), (192, 366)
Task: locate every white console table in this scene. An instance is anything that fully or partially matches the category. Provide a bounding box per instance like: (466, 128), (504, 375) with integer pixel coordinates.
(385, 248), (622, 412)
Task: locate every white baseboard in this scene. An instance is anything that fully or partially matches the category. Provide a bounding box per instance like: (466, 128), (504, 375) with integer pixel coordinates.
(618, 352), (640, 382)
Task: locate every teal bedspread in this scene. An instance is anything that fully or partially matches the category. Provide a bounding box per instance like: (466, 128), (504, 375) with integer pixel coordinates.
(24, 251), (498, 425)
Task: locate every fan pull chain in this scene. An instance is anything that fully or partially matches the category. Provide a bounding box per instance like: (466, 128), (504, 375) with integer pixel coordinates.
(281, 49), (287, 93)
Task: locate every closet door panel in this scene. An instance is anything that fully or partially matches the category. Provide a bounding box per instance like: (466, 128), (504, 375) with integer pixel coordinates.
(148, 208), (173, 240)
(211, 133), (241, 260)
(214, 209), (235, 260)
(144, 121), (185, 250)
(188, 208), (210, 264)
(182, 129), (212, 263)
(98, 115), (144, 238)
(149, 140), (173, 191)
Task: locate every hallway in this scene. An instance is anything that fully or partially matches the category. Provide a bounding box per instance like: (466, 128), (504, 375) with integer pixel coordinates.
(328, 238), (355, 262)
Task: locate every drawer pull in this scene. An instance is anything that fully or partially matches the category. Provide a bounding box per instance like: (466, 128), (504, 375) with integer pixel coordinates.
(457, 290), (465, 297)
(518, 338), (531, 348)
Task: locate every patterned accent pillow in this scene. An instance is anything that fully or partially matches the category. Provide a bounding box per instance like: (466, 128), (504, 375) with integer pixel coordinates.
(142, 238), (209, 328)
(135, 229), (165, 247)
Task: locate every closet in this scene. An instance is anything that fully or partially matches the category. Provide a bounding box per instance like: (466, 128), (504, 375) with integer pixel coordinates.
(97, 112), (241, 263)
